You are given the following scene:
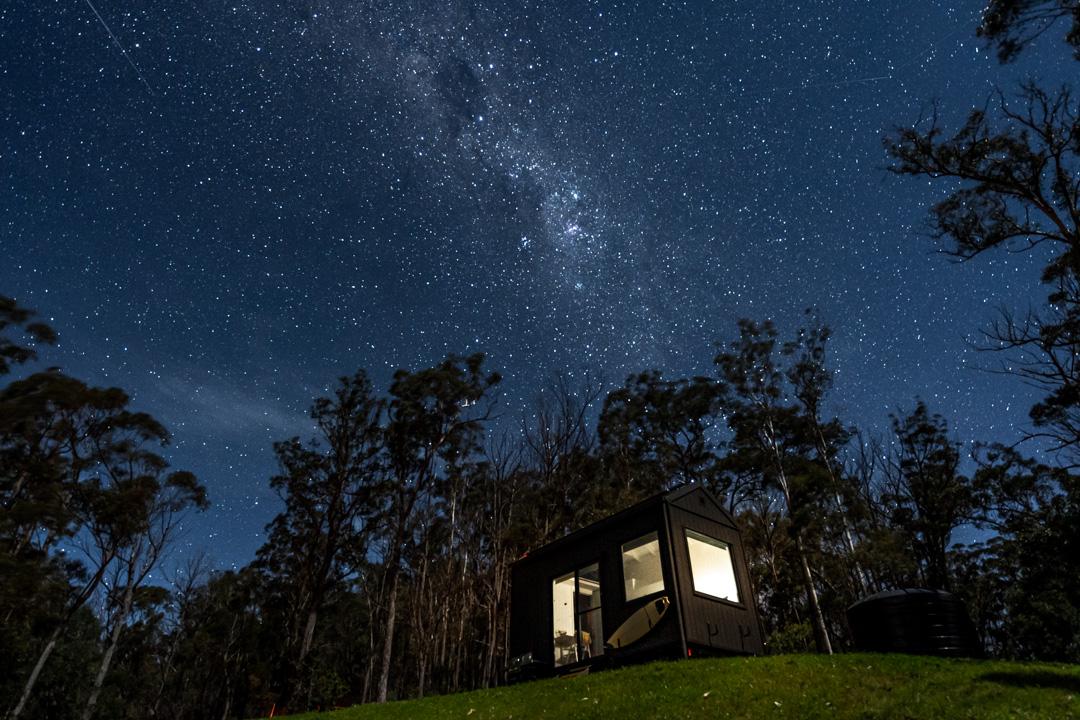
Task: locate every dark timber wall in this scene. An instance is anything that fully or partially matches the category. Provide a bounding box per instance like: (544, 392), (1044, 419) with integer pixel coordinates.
(666, 490), (763, 655)
(508, 497), (682, 669)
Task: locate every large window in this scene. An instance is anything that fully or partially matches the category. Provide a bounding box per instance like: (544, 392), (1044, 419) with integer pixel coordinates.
(552, 563), (604, 667)
(685, 529), (740, 603)
(621, 532), (665, 601)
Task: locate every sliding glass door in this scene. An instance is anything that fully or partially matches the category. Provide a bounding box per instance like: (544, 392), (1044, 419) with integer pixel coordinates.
(552, 563), (604, 666)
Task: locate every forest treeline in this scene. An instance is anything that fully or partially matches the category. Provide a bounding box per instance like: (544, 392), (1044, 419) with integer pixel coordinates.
(3, 3), (1080, 718)
(2, 305), (1077, 719)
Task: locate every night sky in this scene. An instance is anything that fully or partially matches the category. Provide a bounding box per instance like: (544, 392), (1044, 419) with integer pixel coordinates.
(2, 1), (1072, 569)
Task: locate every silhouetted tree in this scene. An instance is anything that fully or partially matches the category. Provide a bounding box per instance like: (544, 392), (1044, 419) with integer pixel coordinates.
(0, 295), (56, 375)
(782, 313), (865, 595)
(80, 461), (208, 720)
(373, 353), (499, 703)
(969, 444), (1080, 660)
(155, 568), (265, 719)
(599, 371), (724, 500)
(3, 374), (203, 720)
(1, 295), (205, 720)
(978, 0), (1080, 61)
(843, 433), (922, 592)
(517, 375), (602, 541)
(255, 371), (382, 706)
(471, 433), (525, 688)
(887, 83), (1080, 464)
(714, 319), (837, 654)
(882, 402), (976, 591)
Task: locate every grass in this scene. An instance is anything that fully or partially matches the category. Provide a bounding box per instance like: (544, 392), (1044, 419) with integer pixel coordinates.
(273, 653), (1080, 720)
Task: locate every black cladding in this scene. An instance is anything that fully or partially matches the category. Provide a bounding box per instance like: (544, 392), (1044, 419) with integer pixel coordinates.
(508, 485), (763, 679)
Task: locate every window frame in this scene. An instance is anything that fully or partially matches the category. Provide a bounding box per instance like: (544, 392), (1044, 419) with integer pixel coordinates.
(620, 531), (666, 603)
(683, 528), (744, 607)
(550, 561), (604, 667)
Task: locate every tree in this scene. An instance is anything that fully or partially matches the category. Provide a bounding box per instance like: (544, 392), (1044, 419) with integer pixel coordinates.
(714, 319), (836, 654)
(737, 493), (810, 650)
(255, 371), (382, 707)
(843, 433), (923, 593)
(781, 313), (865, 594)
(470, 433), (525, 689)
(881, 402), (976, 591)
(2, 372), (204, 720)
(518, 375), (602, 542)
(967, 444), (1080, 660)
(373, 353), (499, 703)
(887, 0), (1080, 661)
(0, 298), (62, 623)
(978, 0), (1080, 62)
(79, 458), (208, 720)
(887, 83), (1080, 464)
(0, 295), (56, 376)
(0, 324), (206, 719)
(598, 371), (725, 501)
(154, 568), (265, 720)
(145, 553), (212, 718)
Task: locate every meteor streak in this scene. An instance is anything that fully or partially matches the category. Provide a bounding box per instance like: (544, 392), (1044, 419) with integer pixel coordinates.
(83, 0), (155, 96)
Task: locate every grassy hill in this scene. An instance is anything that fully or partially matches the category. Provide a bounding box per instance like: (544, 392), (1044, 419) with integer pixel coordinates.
(272, 653), (1080, 720)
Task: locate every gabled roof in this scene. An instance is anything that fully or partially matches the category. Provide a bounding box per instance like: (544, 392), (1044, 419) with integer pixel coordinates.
(513, 483), (730, 566)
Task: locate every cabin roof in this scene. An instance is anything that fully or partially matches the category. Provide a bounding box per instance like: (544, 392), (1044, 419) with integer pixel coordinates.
(512, 483), (726, 567)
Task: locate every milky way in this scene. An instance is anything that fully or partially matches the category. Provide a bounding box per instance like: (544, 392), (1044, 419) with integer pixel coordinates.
(2, 0), (1073, 567)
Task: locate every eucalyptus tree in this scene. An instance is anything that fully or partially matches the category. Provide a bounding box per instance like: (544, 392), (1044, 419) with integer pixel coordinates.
(881, 402), (976, 592)
(80, 462), (208, 720)
(598, 371), (725, 502)
(978, 0), (1080, 61)
(969, 444), (1080, 660)
(887, 77), (1080, 464)
(373, 354), (499, 703)
(782, 314), (865, 594)
(471, 432), (525, 688)
(714, 319), (841, 654)
(518, 375), (602, 543)
(3, 373), (202, 720)
(0, 295), (56, 375)
(256, 371), (383, 706)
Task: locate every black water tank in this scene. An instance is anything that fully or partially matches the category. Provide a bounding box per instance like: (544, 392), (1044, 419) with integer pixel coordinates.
(847, 588), (981, 657)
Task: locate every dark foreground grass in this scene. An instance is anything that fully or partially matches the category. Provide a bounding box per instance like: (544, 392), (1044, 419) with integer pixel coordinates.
(273, 653), (1080, 720)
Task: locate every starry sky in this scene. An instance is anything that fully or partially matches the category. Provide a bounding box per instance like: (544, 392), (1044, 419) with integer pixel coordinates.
(2, 1), (1073, 569)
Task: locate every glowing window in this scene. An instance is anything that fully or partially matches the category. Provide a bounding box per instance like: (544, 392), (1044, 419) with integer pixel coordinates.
(552, 563), (603, 666)
(685, 529), (739, 602)
(621, 532), (665, 601)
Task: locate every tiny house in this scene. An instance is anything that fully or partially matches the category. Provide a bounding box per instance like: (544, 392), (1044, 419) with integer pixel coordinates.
(508, 485), (763, 680)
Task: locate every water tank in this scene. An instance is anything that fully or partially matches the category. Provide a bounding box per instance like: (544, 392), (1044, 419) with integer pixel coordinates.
(847, 588), (981, 657)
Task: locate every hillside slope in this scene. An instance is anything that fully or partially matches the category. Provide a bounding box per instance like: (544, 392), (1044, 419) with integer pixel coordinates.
(276, 653), (1080, 720)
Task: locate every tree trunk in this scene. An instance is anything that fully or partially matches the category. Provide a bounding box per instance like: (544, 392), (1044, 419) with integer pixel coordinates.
(8, 548), (113, 719)
(414, 535), (431, 698)
(149, 625), (182, 717)
(299, 607), (318, 665)
(8, 625), (62, 720)
(452, 589), (467, 691)
(482, 593), (497, 688)
(361, 592), (376, 703)
(375, 563), (400, 703)
(220, 690), (232, 720)
(765, 419), (832, 655)
(811, 422), (869, 595)
(417, 655), (427, 699)
(794, 534), (832, 654)
(82, 575), (136, 720)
